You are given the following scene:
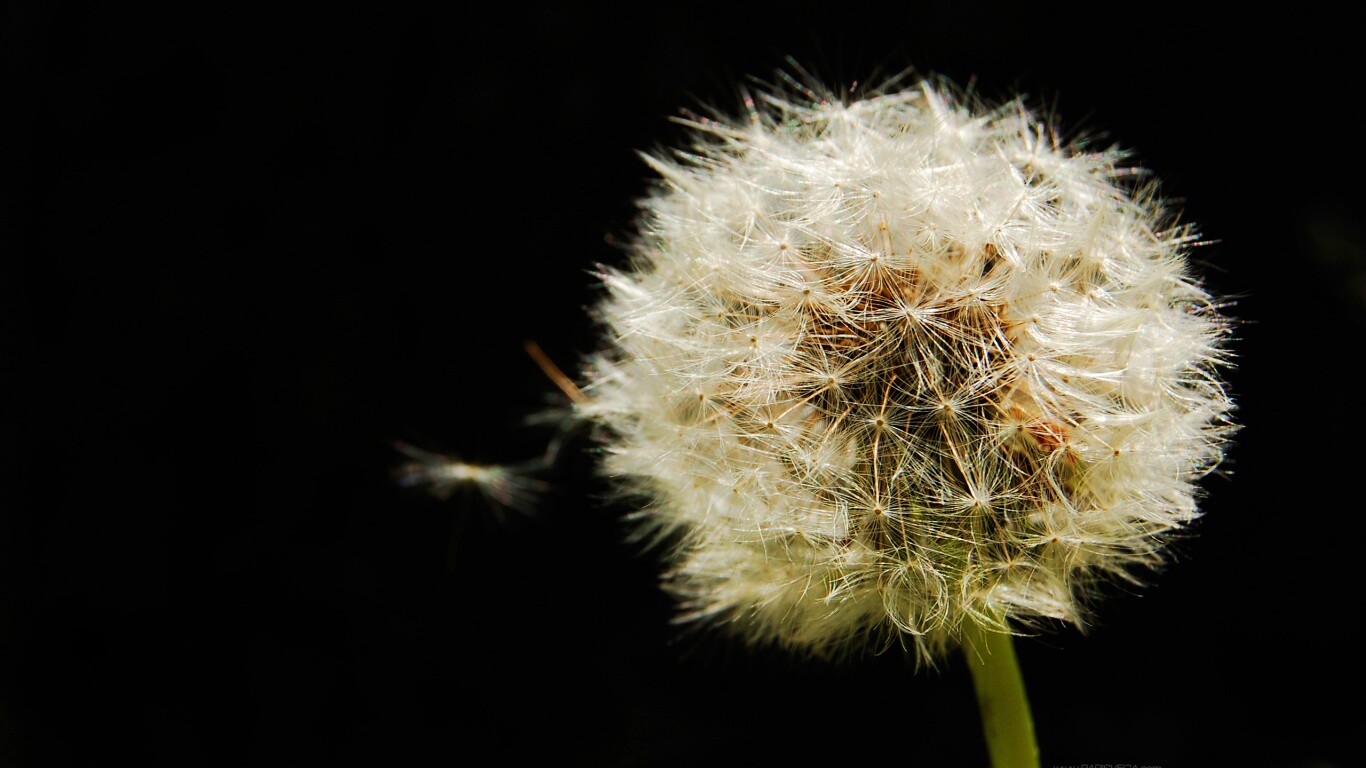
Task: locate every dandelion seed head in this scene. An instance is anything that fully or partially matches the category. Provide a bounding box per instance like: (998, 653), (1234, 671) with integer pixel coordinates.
(579, 75), (1235, 662)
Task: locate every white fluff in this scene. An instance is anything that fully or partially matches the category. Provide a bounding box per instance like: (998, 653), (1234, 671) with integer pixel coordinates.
(579, 77), (1234, 662)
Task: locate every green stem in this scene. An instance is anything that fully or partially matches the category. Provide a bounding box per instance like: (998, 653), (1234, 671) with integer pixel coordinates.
(962, 620), (1040, 768)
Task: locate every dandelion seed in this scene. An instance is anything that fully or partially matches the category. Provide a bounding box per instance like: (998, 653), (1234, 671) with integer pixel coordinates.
(393, 442), (546, 515)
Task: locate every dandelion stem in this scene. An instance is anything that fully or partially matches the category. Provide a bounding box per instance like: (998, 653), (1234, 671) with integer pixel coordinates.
(963, 620), (1039, 768)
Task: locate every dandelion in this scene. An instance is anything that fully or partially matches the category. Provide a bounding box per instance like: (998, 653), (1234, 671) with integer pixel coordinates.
(575, 72), (1235, 766)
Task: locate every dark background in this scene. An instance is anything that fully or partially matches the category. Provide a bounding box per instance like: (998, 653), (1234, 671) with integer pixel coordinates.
(3, 2), (1361, 766)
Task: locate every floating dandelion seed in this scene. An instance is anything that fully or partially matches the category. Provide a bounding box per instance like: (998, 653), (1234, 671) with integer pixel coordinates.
(394, 442), (546, 515)
(576, 73), (1235, 664)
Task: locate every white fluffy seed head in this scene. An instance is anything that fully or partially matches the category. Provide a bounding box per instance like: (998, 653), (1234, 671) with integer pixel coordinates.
(579, 76), (1234, 663)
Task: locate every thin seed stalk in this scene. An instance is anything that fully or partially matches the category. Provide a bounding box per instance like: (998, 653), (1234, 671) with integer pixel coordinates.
(962, 620), (1040, 768)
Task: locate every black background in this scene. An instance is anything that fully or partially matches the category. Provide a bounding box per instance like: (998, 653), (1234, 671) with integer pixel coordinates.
(4, 2), (1361, 766)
